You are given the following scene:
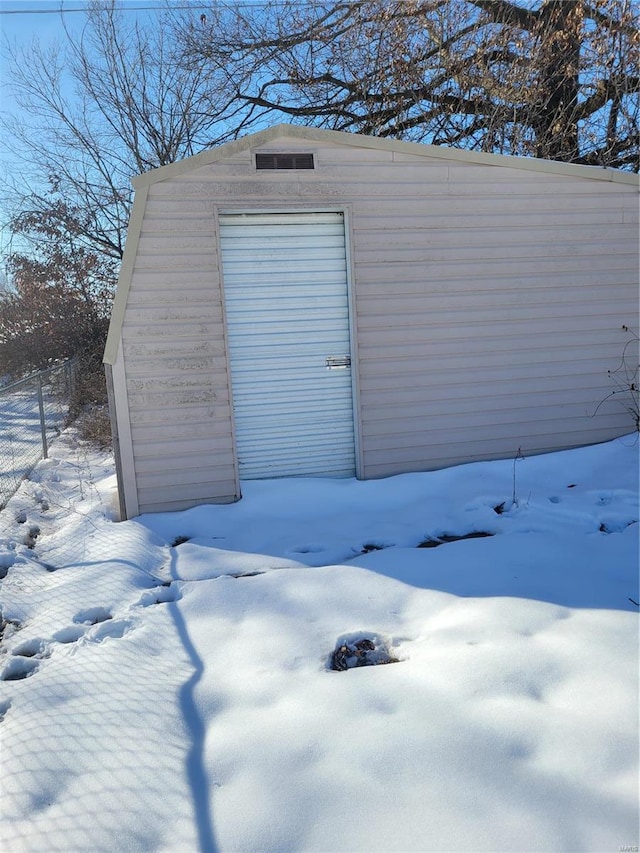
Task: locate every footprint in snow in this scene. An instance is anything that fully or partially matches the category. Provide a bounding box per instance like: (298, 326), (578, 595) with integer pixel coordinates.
(12, 638), (51, 660)
(52, 617), (132, 647)
(0, 656), (39, 682)
(89, 619), (131, 643)
(50, 614), (132, 649)
(23, 525), (40, 549)
(52, 625), (87, 644)
(136, 583), (181, 607)
(73, 607), (113, 626)
(0, 617), (21, 642)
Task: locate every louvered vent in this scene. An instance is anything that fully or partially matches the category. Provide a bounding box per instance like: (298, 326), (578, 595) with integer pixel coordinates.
(255, 152), (314, 170)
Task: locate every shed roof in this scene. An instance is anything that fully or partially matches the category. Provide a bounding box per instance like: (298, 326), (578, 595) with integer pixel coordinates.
(133, 123), (639, 187)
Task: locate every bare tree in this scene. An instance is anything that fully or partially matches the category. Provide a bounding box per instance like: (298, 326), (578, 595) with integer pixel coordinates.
(0, 202), (114, 378)
(1, 0), (240, 262)
(1, 0), (636, 282)
(0, 0), (245, 388)
(181, 0), (639, 169)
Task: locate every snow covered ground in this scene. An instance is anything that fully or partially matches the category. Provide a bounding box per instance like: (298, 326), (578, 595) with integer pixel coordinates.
(0, 431), (638, 852)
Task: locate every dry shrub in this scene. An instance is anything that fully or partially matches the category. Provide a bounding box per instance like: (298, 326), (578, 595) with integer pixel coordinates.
(75, 403), (113, 450)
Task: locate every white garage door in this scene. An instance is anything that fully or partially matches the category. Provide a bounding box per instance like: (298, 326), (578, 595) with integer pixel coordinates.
(219, 211), (356, 479)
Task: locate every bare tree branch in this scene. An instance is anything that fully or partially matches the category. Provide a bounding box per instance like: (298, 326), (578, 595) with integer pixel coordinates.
(179, 0), (638, 170)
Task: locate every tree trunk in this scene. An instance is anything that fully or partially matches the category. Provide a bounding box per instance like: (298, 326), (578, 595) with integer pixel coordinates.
(532, 0), (583, 161)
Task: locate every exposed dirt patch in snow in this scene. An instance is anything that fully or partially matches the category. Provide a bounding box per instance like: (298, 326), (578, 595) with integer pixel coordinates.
(329, 633), (400, 671)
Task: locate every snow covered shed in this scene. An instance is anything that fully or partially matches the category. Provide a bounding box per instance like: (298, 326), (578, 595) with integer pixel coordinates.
(104, 124), (639, 519)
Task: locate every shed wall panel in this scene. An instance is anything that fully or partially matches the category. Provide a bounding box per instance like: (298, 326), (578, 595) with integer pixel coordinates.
(119, 202), (239, 512)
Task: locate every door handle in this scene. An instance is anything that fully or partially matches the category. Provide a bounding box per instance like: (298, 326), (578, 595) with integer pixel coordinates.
(326, 355), (351, 369)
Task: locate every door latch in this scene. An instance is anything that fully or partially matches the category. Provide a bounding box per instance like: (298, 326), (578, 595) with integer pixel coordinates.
(325, 355), (351, 369)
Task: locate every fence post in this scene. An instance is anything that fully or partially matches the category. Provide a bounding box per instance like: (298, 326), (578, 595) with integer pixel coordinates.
(37, 376), (48, 459)
(66, 359), (75, 402)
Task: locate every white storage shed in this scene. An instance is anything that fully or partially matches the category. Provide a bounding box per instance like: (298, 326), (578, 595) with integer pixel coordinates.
(104, 124), (639, 519)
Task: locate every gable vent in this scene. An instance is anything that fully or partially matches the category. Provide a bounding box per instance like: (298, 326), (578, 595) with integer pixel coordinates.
(255, 152), (314, 170)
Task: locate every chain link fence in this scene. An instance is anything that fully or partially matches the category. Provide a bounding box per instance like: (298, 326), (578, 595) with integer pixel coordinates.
(0, 361), (78, 510)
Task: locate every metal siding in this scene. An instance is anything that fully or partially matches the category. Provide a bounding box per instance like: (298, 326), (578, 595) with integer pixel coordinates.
(115, 185), (239, 514)
(350, 161), (638, 474)
(107, 131), (638, 516)
(219, 212), (356, 478)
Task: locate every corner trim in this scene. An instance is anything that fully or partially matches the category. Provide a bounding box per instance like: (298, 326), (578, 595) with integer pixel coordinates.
(103, 184), (149, 366)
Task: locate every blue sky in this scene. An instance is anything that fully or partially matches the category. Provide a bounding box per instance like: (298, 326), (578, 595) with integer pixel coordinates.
(0, 0), (163, 39)
(1, 0), (86, 42)
(0, 1), (168, 262)
(1, 2), (86, 259)
(0, 1), (165, 129)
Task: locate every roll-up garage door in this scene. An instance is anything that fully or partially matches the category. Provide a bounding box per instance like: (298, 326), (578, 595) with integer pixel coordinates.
(219, 211), (356, 479)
